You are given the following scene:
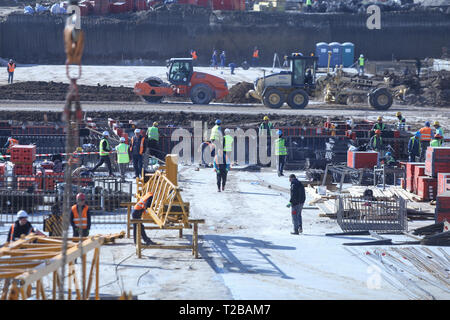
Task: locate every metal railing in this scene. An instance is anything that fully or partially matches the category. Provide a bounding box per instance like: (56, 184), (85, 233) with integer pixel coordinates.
(337, 196), (407, 234)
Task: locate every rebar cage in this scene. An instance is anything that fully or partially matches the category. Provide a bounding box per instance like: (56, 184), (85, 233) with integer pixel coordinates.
(337, 195), (408, 234)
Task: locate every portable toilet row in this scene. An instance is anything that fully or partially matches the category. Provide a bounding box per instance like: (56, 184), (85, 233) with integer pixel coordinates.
(315, 42), (355, 68)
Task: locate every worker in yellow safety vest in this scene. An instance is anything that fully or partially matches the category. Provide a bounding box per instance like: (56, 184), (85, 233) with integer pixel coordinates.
(430, 134), (443, 147)
(147, 121), (160, 158)
(305, 0), (312, 12)
(115, 137), (130, 182)
(210, 119), (223, 144)
(275, 130), (287, 177)
(358, 54), (365, 76)
(132, 192), (156, 245)
(70, 193), (91, 237)
(433, 121), (444, 146)
(223, 128), (233, 158)
(90, 131), (114, 176)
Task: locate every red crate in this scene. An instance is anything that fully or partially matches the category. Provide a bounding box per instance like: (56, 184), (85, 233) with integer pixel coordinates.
(438, 173), (450, 196)
(413, 165), (426, 194)
(425, 147), (450, 177)
(10, 145), (36, 163)
(13, 164), (34, 176)
(406, 177), (414, 192)
(347, 150), (378, 169)
(417, 176), (437, 201)
(436, 191), (450, 211)
(17, 177), (38, 190)
(406, 162), (424, 181)
(42, 170), (64, 191)
(125, 0), (133, 10)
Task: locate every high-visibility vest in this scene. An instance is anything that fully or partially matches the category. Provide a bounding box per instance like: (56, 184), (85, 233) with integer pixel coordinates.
(130, 136), (145, 155)
(306, 0), (312, 5)
(191, 51), (197, 60)
(436, 126), (444, 138)
(419, 127), (432, 141)
(7, 138), (18, 153)
(371, 136), (383, 150)
(253, 50), (259, 58)
(359, 57), (365, 66)
(134, 192), (153, 210)
(8, 63), (15, 73)
(385, 155), (395, 166)
(71, 205), (88, 229)
(99, 139), (110, 156)
(397, 116), (406, 131)
(374, 123), (386, 131)
(430, 139), (440, 147)
(259, 122), (274, 136)
(275, 138), (287, 156)
(224, 135), (233, 152)
(116, 143), (130, 164)
(147, 126), (159, 141)
(210, 125), (221, 142)
(9, 224), (14, 241)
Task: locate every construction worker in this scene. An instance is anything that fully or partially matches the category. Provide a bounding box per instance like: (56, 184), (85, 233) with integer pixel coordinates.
(115, 137), (130, 182)
(430, 134), (443, 147)
(147, 121), (160, 158)
(415, 58), (421, 77)
(252, 47), (259, 67)
(132, 192), (156, 245)
(223, 128), (233, 158)
(130, 128), (146, 178)
(210, 119), (223, 144)
(259, 116), (274, 164)
(228, 62), (236, 75)
(7, 59), (16, 84)
(419, 121), (433, 161)
(433, 121), (444, 146)
(90, 131), (113, 176)
(198, 137), (216, 167)
(211, 50), (218, 69)
(220, 51), (226, 68)
(383, 152), (396, 167)
(4, 136), (18, 154)
(408, 131), (421, 162)
(369, 129), (384, 152)
(305, 0), (312, 12)
(190, 49), (198, 65)
(6, 210), (44, 243)
(71, 146), (84, 168)
(213, 148), (230, 192)
(70, 193), (91, 237)
(371, 116), (386, 132)
(358, 54), (365, 76)
(396, 112), (406, 131)
(286, 174), (305, 235)
(275, 129), (287, 177)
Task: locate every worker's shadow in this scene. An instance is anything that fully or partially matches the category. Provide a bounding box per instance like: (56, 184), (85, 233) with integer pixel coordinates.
(196, 235), (295, 280)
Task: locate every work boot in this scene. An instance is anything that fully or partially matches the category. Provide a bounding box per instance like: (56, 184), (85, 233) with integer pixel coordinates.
(277, 172), (281, 177)
(218, 189), (221, 192)
(145, 239), (157, 245)
(222, 185), (225, 191)
(298, 228), (303, 234)
(290, 231), (299, 235)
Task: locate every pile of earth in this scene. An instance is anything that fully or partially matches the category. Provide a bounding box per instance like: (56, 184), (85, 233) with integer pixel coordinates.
(0, 81), (140, 101)
(215, 82), (258, 104)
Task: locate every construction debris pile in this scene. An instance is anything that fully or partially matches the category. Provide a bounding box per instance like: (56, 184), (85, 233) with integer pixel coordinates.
(311, 0), (450, 13)
(215, 82), (258, 104)
(0, 81), (139, 101)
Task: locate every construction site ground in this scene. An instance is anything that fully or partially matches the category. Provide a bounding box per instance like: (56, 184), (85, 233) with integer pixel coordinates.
(0, 166), (448, 300)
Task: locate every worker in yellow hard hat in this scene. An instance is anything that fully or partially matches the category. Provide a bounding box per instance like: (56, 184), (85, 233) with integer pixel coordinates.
(396, 112), (406, 131)
(147, 121), (160, 159)
(259, 116), (274, 166)
(433, 121), (444, 146)
(372, 116), (386, 132)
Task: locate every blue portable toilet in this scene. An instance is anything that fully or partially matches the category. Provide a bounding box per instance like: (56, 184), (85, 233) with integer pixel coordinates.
(315, 42), (329, 68)
(329, 42), (342, 68)
(342, 42), (355, 67)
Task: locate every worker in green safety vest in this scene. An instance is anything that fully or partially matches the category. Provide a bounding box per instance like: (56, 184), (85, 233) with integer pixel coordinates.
(274, 129), (287, 177)
(430, 134), (443, 147)
(433, 121), (444, 146)
(147, 121), (160, 158)
(90, 131), (113, 176)
(210, 119), (223, 144)
(223, 128), (233, 159)
(371, 116), (386, 133)
(305, 0), (312, 11)
(358, 54), (365, 76)
(115, 137), (130, 182)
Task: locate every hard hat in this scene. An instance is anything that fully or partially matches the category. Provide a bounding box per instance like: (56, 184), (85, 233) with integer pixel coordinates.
(386, 152), (392, 156)
(153, 122), (158, 127)
(360, 54), (364, 58)
(434, 121), (440, 126)
(435, 134), (443, 139)
(224, 128), (231, 134)
(375, 129), (381, 134)
(120, 137), (126, 142)
(415, 131), (421, 137)
(377, 116), (382, 121)
(215, 119), (221, 125)
(425, 121), (430, 127)
(76, 193), (86, 201)
(263, 116), (269, 121)
(76, 147), (82, 152)
(17, 210), (28, 220)
(9, 59), (13, 63)
(277, 129), (283, 136)
(396, 112), (402, 117)
(102, 131), (109, 136)
(134, 128), (141, 134)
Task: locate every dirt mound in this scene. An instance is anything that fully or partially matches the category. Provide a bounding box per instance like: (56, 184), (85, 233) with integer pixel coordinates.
(407, 71), (450, 107)
(216, 82), (258, 104)
(0, 81), (139, 101)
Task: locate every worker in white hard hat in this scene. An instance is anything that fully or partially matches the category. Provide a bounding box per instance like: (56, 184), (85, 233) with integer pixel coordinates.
(357, 54), (365, 76)
(396, 112), (406, 131)
(7, 58), (16, 84)
(6, 210), (44, 243)
(130, 128), (146, 178)
(90, 131), (114, 176)
(115, 136), (130, 182)
(223, 128), (233, 158)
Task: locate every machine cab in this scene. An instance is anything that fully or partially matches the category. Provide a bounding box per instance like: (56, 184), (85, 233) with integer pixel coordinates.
(289, 53), (318, 87)
(167, 58), (193, 85)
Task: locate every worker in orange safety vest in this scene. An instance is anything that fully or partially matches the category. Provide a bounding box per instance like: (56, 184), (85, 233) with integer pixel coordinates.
(419, 121), (433, 161)
(132, 192), (156, 245)
(70, 193), (91, 237)
(7, 59), (16, 84)
(130, 128), (146, 178)
(252, 47), (259, 67)
(4, 137), (19, 154)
